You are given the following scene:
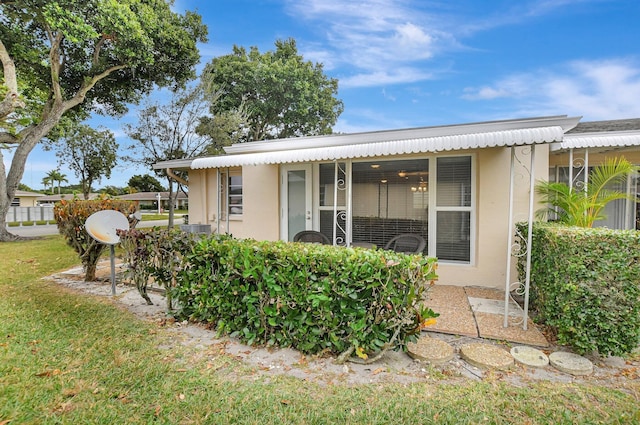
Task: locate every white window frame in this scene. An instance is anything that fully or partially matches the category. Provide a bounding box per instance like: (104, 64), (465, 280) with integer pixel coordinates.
(430, 154), (476, 265)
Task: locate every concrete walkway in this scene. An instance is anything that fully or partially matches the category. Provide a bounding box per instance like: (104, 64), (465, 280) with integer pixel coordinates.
(425, 285), (549, 347)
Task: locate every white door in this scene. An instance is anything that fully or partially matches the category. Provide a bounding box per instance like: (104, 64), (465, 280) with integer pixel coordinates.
(281, 165), (313, 241)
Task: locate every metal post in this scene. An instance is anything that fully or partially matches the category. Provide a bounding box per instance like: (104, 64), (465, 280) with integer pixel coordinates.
(346, 161), (352, 247)
(522, 144), (536, 331)
(216, 169), (221, 234)
(110, 244), (116, 296)
(503, 147), (516, 327)
(584, 149), (589, 192)
(333, 161), (338, 245)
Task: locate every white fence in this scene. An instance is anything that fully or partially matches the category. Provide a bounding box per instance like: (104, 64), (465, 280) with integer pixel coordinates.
(6, 206), (55, 225)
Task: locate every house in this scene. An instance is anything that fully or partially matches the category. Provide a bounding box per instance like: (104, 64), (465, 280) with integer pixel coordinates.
(157, 115), (620, 291)
(12, 190), (44, 207)
(37, 193), (101, 205)
(116, 191), (188, 210)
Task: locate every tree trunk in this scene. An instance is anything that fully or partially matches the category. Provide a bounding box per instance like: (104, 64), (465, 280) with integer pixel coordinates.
(0, 150), (19, 241)
(0, 103), (68, 242)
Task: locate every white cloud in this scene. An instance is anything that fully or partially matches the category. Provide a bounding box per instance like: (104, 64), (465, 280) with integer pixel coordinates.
(462, 58), (640, 120)
(286, 0), (452, 87)
(285, 0), (600, 89)
(340, 68), (433, 88)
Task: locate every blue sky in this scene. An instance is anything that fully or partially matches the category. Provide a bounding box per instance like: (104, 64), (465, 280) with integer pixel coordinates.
(16, 0), (640, 190)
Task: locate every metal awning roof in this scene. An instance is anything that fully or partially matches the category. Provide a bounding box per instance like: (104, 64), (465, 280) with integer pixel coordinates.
(191, 126), (566, 169)
(550, 130), (640, 152)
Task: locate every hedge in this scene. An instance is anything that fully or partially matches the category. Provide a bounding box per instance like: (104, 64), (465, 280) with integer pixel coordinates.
(517, 222), (640, 356)
(172, 234), (438, 360)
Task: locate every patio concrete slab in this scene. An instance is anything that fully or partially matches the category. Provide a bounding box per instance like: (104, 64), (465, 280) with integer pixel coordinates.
(468, 296), (522, 317)
(425, 285), (549, 347)
(464, 286), (505, 301)
(425, 285), (470, 310)
(425, 305), (478, 337)
(474, 312), (549, 347)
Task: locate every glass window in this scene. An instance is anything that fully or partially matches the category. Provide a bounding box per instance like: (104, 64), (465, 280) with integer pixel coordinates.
(221, 170), (242, 216)
(350, 159), (429, 252)
(436, 156), (472, 262)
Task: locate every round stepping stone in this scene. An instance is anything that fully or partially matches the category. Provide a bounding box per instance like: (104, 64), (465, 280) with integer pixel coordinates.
(459, 343), (514, 370)
(510, 346), (549, 368)
(407, 337), (454, 365)
(549, 351), (593, 376)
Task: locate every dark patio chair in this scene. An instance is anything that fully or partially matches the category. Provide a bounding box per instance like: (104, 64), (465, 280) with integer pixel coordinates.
(384, 233), (426, 254)
(293, 230), (331, 245)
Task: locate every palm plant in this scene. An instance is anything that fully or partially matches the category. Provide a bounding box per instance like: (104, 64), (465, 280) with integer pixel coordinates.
(44, 169), (68, 194)
(41, 175), (53, 194)
(536, 157), (638, 228)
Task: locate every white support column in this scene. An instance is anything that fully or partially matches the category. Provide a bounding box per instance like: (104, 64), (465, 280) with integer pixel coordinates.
(225, 167), (230, 234)
(503, 147), (517, 327)
(332, 161), (338, 245)
(584, 149), (589, 192)
(346, 161), (353, 247)
(522, 144), (536, 331)
(216, 169), (221, 234)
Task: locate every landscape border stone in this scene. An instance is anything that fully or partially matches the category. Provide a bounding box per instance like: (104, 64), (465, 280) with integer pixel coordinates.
(459, 342), (514, 370)
(549, 351), (594, 376)
(510, 345), (549, 368)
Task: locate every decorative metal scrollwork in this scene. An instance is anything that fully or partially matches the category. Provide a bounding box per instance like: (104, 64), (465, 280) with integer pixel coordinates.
(572, 157), (587, 191)
(334, 210), (347, 246)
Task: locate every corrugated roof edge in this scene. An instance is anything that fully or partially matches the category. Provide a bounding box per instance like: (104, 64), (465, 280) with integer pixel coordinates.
(223, 115), (581, 155)
(551, 129), (640, 151)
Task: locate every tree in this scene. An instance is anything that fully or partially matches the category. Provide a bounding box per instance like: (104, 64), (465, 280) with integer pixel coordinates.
(55, 124), (117, 200)
(125, 85), (211, 228)
(41, 175), (53, 194)
(536, 157), (639, 227)
(44, 169), (68, 194)
(200, 38), (343, 144)
(17, 183), (35, 192)
(0, 1), (207, 241)
(128, 174), (166, 193)
(99, 185), (126, 196)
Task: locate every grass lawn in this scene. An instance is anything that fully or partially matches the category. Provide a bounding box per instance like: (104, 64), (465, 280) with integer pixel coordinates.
(1, 236), (639, 424)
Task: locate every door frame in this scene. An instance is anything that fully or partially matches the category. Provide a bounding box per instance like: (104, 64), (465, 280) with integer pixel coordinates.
(280, 164), (313, 241)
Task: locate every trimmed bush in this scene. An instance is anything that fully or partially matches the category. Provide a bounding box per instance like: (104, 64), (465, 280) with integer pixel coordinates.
(517, 222), (640, 356)
(173, 235), (438, 360)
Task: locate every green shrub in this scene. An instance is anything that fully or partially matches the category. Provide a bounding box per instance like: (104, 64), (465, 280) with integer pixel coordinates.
(173, 235), (438, 360)
(54, 198), (135, 281)
(517, 222), (640, 356)
(118, 227), (198, 308)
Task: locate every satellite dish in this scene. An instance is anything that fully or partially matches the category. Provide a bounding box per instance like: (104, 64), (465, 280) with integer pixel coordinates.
(85, 210), (129, 245)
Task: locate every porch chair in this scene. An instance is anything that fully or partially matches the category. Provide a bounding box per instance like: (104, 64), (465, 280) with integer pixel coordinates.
(293, 230), (331, 245)
(384, 233), (426, 254)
